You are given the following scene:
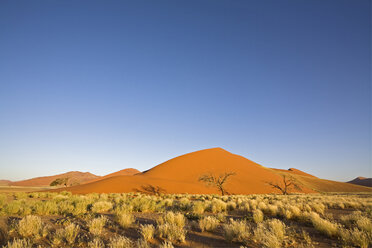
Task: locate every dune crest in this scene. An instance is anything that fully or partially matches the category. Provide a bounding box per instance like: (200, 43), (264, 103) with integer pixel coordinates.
(48, 148), (371, 194)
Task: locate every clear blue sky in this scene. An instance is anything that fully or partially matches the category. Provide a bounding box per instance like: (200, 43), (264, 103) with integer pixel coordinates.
(0, 0), (370, 182)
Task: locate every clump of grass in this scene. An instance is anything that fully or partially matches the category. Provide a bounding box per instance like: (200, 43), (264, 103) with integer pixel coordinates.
(199, 216), (220, 232)
(159, 240), (174, 248)
(108, 236), (133, 248)
(308, 212), (339, 238)
(140, 224), (155, 241)
(63, 223), (80, 244)
(136, 238), (150, 248)
(223, 219), (250, 244)
(356, 216), (372, 234)
(117, 212), (135, 228)
(339, 227), (370, 248)
(88, 216), (107, 236)
(209, 199), (227, 213)
(17, 215), (43, 238)
(158, 212), (185, 228)
(157, 223), (187, 243)
(252, 209), (264, 223)
(91, 201), (113, 213)
(192, 201), (205, 214)
(253, 219), (286, 248)
(4, 238), (32, 248)
(88, 238), (105, 248)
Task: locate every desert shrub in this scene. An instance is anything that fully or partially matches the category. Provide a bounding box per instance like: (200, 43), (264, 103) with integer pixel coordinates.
(159, 240), (174, 248)
(4, 238), (32, 248)
(88, 238), (105, 248)
(88, 216), (107, 236)
(356, 216), (372, 234)
(339, 227), (370, 248)
(0, 194), (7, 205)
(301, 230), (313, 246)
(3, 201), (23, 215)
(227, 201), (237, 211)
(199, 216), (220, 232)
(157, 223), (187, 243)
(131, 197), (157, 212)
(266, 205), (278, 216)
(308, 212), (339, 237)
(117, 212), (135, 228)
(17, 215), (43, 238)
(136, 238), (150, 248)
(253, 219), (286, 248)
(52, 229), (65, 246)
(192, 201), (205, 214)
(209, 199), (227, 213)
(91, 201), (113, 213)
(33, 201), (58, 215)
(158, 212), (185, 228)
(140, 224), (155, 241)
(223, 219), (250, 244)
(108, 236), (133, 248)
(252, 209), (264, 223)
(63, 223), (80, 244)
(310, 203), (325, 215)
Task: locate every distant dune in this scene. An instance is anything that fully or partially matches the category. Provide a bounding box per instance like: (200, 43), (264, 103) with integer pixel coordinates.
(0, 180), (11, 186)
(9, 171), (99, 187)
(54, 148), (371, 195)
(347, 177), (372, 187)
(85, 168), (140, 183)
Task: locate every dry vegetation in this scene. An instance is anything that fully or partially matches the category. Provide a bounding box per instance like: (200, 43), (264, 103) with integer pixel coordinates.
(0, 191), (371, 247)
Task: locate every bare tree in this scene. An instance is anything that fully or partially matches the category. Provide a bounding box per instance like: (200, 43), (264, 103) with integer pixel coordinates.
(267, 175), (301, 195)
(198, 172), (236, 196)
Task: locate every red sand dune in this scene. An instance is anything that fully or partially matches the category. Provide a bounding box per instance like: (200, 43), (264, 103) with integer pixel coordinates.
(85, 168), (140, 184)
(347, 177), (372, 187)
(272, 168), (317, 178)
(52, 148), (372, 194)
(0, 180), (11, 186)
(11, 171), (99, 187)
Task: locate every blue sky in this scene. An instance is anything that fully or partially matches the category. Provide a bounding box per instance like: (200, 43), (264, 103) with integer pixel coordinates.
(0, 0), (370, 182)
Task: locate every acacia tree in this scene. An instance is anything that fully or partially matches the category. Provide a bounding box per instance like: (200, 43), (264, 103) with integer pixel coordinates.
(50, 177), (69, 187)
(267, 175), (301, 195)
(198, 172), (236, 196)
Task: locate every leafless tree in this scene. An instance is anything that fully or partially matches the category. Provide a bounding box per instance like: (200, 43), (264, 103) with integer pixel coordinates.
(198, 172), (236, 196)
(267, 175), (302, 195)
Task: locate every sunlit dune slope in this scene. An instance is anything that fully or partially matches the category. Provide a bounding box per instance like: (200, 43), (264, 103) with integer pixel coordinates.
(53, 148), (371, 194)
(272, 168), (317, 178)
(59, 148), (313, 194)
(85, 168), (140, 184)
(11, 171), (99, 187)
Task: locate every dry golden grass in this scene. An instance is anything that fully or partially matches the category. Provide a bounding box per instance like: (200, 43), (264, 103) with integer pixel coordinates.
(0, 191), (371, 247)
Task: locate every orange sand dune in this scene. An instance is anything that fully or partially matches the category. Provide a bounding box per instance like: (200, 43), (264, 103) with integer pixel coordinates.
(11, 171), (99, 187)
(54, 148), (371, 195)
(84, 168), (140, 184)
(0, 180), (11, 186)
(59, 148), (312, 194)
(272, 168), (317, 178)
